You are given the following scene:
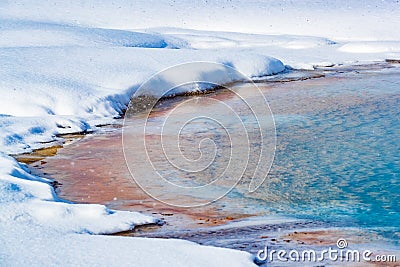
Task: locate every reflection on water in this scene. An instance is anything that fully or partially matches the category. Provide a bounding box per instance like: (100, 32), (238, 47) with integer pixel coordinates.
(33, 69), (400, 247)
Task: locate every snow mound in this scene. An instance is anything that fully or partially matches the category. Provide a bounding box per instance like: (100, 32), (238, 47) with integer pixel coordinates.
(0, 223), (256, 267)
(0, 19), (186, 49)
(148, 28), (336, 50)
(0, 153), (158, 234)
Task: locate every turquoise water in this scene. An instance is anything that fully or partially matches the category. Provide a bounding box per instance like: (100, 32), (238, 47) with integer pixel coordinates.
(240, 71), (400, 244)
(125, 68), (399, 245)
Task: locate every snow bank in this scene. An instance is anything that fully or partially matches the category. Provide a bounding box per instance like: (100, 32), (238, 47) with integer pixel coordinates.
(0, 45), (285, 154)
(0, 19), (185, 49)
(0, 116), (90, 155)
(147, 28), (400, 70)
(0, 223), (255, 267)
(0, 153), (158, 233)
(148, 28), (337, 50)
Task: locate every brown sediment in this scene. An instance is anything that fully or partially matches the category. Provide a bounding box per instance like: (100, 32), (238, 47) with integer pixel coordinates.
(15, 145), (63, 164)
(14, 132), (89, 164)
(29, 128), (250, 229)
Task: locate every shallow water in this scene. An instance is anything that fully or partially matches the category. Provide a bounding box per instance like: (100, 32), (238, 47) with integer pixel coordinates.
(252, 71), (400, 242)
(31, 67), (400, 256)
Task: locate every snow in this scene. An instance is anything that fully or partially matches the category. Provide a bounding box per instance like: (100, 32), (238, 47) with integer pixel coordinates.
(0, 224), (255, 267)
(338, 41), (400, 54)
(0, 116), (89, 155)
(1, 0), (399, 41)
(1, 0), (400, 266)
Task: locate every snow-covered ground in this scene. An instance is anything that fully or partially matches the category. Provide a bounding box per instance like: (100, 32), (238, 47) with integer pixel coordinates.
(1, 1), (400, 266)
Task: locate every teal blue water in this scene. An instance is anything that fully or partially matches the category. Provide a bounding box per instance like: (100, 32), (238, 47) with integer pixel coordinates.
(242, 70), (400, 244)
(127, 68), (399, 245)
